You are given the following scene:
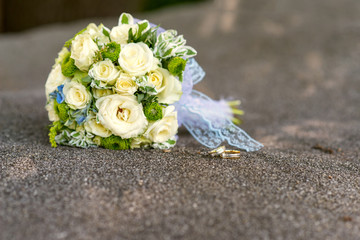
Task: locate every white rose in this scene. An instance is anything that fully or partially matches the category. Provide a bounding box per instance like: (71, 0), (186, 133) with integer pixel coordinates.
(119, 42), (154, 76)
(84, 114), (112, 138)
(71, 33), (99, 71)
(144, 106), (178, 143)
(92, 88), (113, 99)
(114, 72), (137, 95)
(89, 59), (120, 86)
(86, 23), (110, 46)
(151, 57), (161, 71)
(45, 64), (68, 99)
(96, 94), (148, 139)
(131, 136), (152, 149)
(110, 24), (137, 45)
(148, 68), (165, 92)
(63, 81), (91, 109)
(45, 100), (59, 122)
(156, 68), (182, 104)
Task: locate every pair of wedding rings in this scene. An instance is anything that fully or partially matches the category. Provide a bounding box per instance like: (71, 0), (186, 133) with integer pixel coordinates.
(208, 146), (241, 159)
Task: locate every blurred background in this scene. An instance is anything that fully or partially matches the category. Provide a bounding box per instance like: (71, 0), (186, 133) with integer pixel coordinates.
(0, 0), (206, 33)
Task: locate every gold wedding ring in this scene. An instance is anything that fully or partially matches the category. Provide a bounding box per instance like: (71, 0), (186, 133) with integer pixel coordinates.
(208, 146), (226, 156)
(221, 150), (241, 159)
(208, 146), (241, 159)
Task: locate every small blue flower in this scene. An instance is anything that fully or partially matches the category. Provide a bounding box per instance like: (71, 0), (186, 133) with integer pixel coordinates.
(56, 85), (65, 104)
(74, 108), (88, 125)
(76, 115), (87, 125)
(49, 91), (57, 99)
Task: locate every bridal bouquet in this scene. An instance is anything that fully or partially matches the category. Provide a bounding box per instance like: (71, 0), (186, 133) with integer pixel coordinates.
(45, 13), (263, 151)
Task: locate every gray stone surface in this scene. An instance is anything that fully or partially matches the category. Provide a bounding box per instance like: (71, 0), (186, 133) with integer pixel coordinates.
(1, 0), (360, 239)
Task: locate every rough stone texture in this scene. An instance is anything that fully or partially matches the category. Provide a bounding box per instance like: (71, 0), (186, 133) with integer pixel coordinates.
(1, 0), (360, 239)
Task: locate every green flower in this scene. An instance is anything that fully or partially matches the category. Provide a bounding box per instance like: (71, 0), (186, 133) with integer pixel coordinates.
(61, 52), (78, 77)
(54, 101), (69, 122)
(166, 57), (187, 81)
(49, 121), (63, 148)
(101, 135), (131, 150)
(143, 102), (163, 121)
(101, 42), (121, 62)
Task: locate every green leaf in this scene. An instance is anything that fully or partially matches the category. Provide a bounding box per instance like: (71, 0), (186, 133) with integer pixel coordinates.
(137, 20), (149, 36)
(167, 139), (176, 145)
(137, 94), (145, 103)
(120, 13), (131, 24)
(102, 28), (110, 38)
(185, 47), (197, 57)
(163, 48), (173, 58)
(145, 86), (156, 93)
(81, 75), (92, 85)
(128, 28), (135, 43)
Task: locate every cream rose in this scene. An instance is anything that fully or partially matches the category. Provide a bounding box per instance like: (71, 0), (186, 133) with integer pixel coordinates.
(144, 106), (178, 143)
(86, 23), (110, 46)
(114, 72), (137, 95)
(92, 88), (113, 99)
(96, 95), (148, 139)
(89, 59), (120, 86)
(71, 33), (99, 71)
(151, 57), (161, 71)
(110, 24), (137, 45)
(84, 114), (112, 138)
(147, 68), (165, 92)
(156, 68), (182, 104)
(45, 100), (59, 122)
(130, 136), (152, 149)
(45, 64), (68, 99)
(63, 81), (91, 109)
(119, 42), (154, 76)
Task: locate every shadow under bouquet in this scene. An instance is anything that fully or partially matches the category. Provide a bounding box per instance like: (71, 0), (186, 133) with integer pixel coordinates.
(45, 13), (262, 151)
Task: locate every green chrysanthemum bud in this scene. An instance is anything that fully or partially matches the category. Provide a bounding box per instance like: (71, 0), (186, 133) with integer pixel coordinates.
(166, 57), (187, 80)
(101, 135), (131, 150)
(61, 52), (78, 77)
(49, 121), (63, 148)
(101, 42), (121, 62)
(54, 102), (69, 122)
(143, 102), (163, 121)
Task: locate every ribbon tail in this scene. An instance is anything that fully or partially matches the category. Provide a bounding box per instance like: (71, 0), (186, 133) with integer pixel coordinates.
(181, 108), (223, 148)
(178, 90), (263, 152)
(186, 58), (205, 85)
(219, 122), (263, 152)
